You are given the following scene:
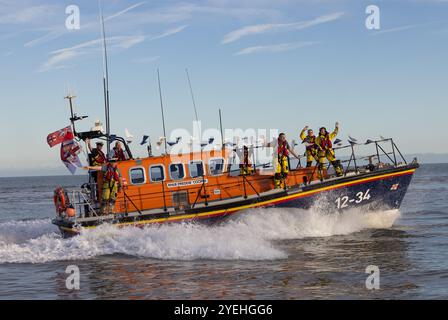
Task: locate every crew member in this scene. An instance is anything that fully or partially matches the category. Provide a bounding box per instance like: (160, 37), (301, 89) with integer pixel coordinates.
(87, 139), (106, 166)
(315, 122), (343, 177)
(86, 139), (106, 190)
(84, 158), (122, 215)
(266, 133), (301, 189)
(300, 126), (318, 167)
(239, 145), (254, 176)
(113, 141), (127, 161)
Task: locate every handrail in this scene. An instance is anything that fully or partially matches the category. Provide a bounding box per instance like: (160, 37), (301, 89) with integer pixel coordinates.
(123, 190), (143, 214)
(192, 181), (208, 208)
(242, 174), (261, 198)
(71, 189), (99, 218)
(393, 140), (408, 165)
(307, 138), (407, 179)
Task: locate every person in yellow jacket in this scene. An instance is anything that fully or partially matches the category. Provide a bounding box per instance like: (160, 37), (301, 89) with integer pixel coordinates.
(238, 145), (254, 176)
(315, 122), (344, 177)
(300, 126), (318, 167)
(84, 158), (122, 215)
(266, 133), (301, 189)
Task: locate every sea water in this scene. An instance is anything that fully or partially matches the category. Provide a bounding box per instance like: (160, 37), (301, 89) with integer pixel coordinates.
(0, 164), (447, 299)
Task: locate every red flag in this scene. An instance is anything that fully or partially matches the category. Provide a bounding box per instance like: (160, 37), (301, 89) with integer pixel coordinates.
(47, 126), (72, 147)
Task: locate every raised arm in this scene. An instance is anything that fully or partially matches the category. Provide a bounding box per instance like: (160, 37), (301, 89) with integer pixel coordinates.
(329, 122), (339, 140)
(300, 126), (308, 141)
(86, 138), (93, 153)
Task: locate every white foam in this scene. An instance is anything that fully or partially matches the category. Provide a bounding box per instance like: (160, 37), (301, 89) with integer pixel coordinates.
(0, 219), (58, 244)
(0, 208), (400, 264)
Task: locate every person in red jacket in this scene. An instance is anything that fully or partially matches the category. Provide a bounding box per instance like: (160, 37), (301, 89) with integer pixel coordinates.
(113, 141), (127, 161)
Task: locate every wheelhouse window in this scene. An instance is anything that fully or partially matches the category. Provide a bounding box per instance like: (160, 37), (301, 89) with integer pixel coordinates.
(129, 167), (145, 184)
(169, 163), (185, 180)
(209, 158), (225, 176)
(189, 161), (204, 178)
(149, 165), (165, 182)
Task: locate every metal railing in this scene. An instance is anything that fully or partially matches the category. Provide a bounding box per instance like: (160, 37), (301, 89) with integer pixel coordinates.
(293, 138), (408, 185)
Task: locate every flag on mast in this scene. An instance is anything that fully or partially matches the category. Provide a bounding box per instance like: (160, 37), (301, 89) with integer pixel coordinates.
(46, 126), (73, 147)
(60, 138), (82, 175)
(140, 135), (149, 145)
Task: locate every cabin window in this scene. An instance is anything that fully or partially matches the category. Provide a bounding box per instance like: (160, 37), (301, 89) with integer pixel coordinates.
(149, 165), (165, 182)
(169, 163), (185, 180)
(129, 167), (146, 184)
(189, 161), (204, 178)
(209, 158), (225, 176)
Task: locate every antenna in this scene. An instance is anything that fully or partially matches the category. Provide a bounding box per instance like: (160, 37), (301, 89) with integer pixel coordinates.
(98, 0), (111, 157)
(219, 108), (224, 150)
(157, 69), (168, 154)
(185, 68), (199, 123)
(185, 68), (202, 154)
(64, 93), (88, 138)
(65, 94), (77, 134)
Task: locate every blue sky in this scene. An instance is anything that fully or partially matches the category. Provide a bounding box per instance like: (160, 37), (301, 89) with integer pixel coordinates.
(0, 0), (447, 176)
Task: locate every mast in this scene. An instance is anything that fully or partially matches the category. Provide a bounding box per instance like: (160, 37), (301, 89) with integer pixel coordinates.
(157, 69), (168, 154)
(65, 94), (77, 134)
(99, 0), (111, 157)
(156, 69), (168, 211)
(185, 68), (202, 155)
(219, 108), (224, 150)
(185, 68), (199, 123)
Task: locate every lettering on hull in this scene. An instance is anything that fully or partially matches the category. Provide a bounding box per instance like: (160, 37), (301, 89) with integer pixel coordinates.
(166, 178), (208, 188)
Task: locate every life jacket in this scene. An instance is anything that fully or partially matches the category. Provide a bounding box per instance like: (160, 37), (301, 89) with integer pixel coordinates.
(92, 148), (106, 165)
(304, 135), (316, 150)
(53, 187), (68, 215)
(318, 133), (333, 150)
(277, 139), (289, 157)
(104, 165), (120, 183)
(113, 148), (126, 161)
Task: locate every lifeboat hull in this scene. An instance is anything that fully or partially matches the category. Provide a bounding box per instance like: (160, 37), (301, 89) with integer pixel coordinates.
(53, 164), (418, 238)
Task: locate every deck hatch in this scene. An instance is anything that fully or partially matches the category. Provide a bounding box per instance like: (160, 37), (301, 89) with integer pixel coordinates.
(172, 191), (190, 211)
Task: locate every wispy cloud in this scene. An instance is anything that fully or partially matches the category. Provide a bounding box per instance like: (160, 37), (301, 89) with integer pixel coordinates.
(132, 56), (160, 64)
(25, 2), (147, 48)
(0, 3), (58, 24)
(104, 1), (147, 22)
(49, 35), (146, 56)
(38, 25), (187, 72)
(24, 30), (63, 48)
(222, 12), (344, 44)
(39, 50), (85, 72)
(148, 25), (188, 40)
(24, 2), (275, 48)
(169, 3), (281, 20)
(38, 35), (145, 72)
(234, 41), (319, 55)
(370, 25), (416, 36)
(369, 20), (446, 36)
